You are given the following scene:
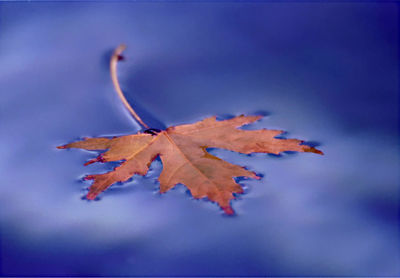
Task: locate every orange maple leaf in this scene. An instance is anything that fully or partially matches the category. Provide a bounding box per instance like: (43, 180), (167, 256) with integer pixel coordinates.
(58, 45), (323, 214)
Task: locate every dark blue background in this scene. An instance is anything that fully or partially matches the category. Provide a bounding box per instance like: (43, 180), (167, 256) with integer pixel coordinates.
(0, 2), (399, 276)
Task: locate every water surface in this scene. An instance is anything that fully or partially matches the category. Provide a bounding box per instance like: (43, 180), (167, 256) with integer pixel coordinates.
(0, 2), (399, 276)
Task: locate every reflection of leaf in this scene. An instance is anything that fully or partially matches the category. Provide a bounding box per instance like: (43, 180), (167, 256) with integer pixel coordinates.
(58, 44), (323, 214)
(58, 115), (322, 214)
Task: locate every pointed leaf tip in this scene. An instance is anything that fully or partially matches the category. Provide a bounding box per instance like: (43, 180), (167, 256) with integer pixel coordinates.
(86, 192), (97, 200)
(84, 155), (106, 166)
(223, 206), (235, 215)
(83, 175), (94, 181)
(304, 147), (324, 155)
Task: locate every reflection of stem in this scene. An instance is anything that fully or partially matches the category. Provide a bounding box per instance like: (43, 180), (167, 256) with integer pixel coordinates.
(110, 44), (149, 129)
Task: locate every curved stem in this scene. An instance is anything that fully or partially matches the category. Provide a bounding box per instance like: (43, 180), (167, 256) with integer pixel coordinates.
(110, 44), (149, 129)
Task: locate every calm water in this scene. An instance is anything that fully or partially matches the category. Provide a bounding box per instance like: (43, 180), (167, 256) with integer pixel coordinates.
(0, 2), (399, 276)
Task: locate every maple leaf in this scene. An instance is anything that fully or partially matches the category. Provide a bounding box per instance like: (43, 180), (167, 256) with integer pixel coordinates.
(58, 45), (323, 215)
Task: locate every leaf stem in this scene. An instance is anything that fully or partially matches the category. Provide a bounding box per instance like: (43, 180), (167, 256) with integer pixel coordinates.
(110, 44), (149, 129)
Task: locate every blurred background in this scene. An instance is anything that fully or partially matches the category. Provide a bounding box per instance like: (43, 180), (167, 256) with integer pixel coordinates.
(0, 2), (399, 276)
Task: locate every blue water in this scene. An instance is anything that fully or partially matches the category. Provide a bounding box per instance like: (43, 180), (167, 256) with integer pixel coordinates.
(0, 2), (399, 276)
